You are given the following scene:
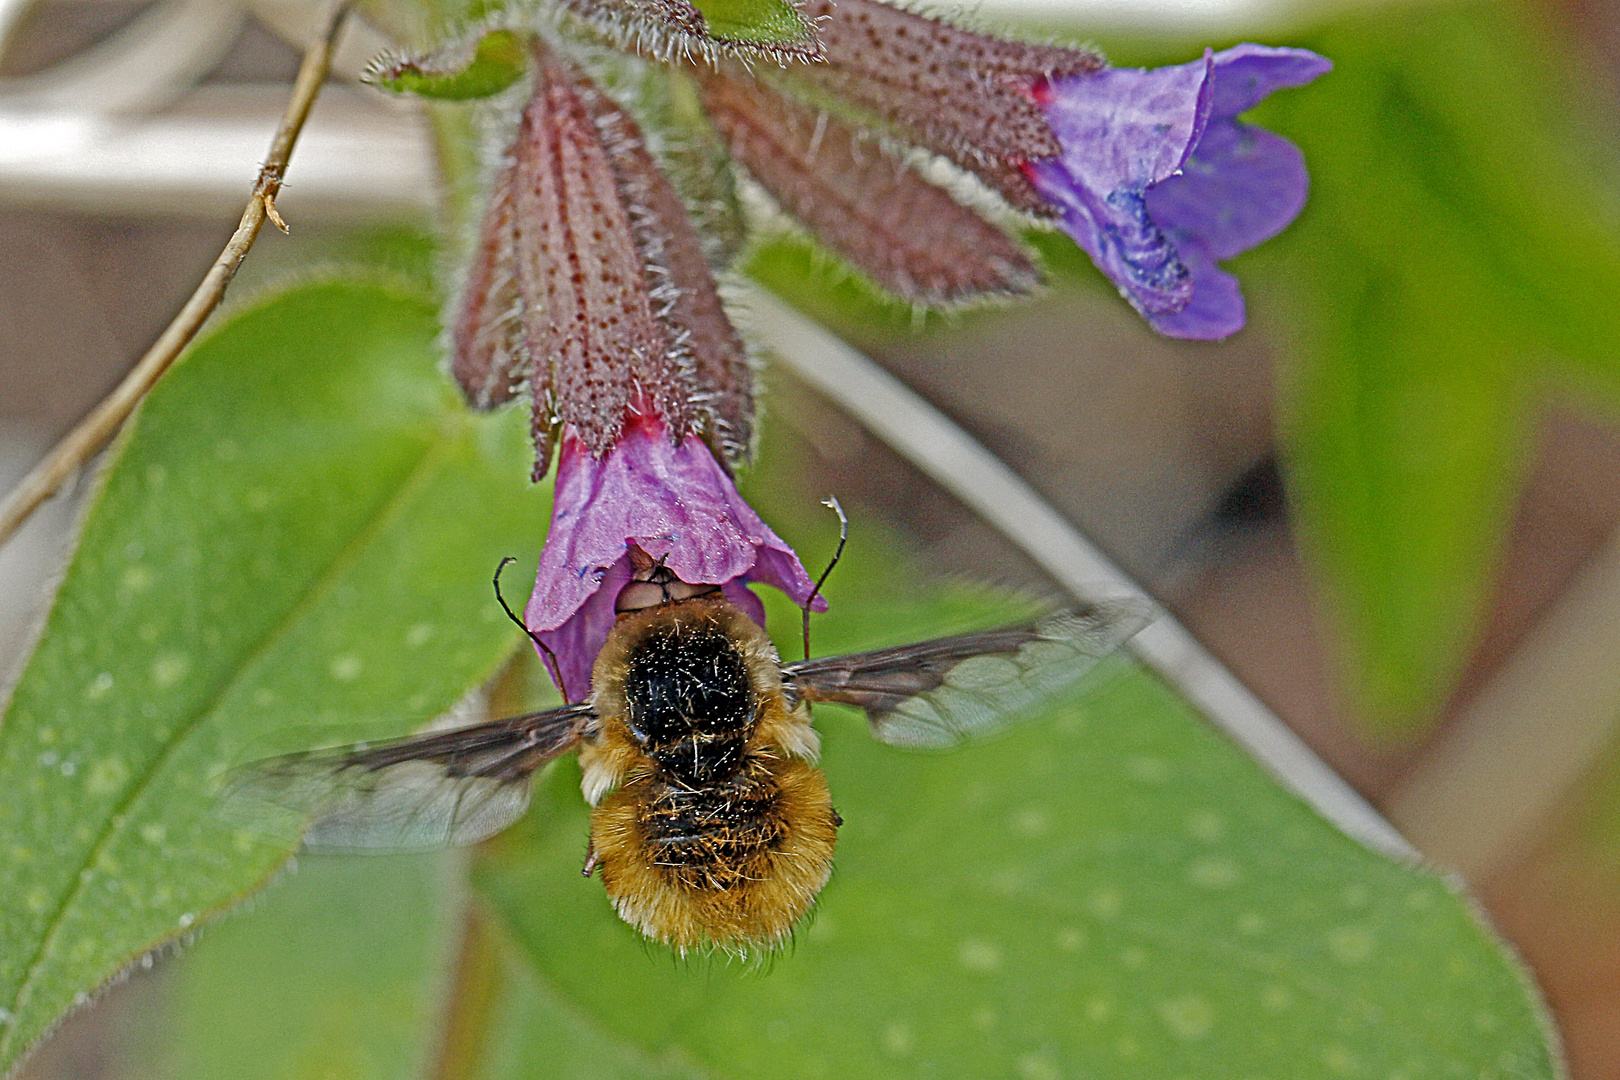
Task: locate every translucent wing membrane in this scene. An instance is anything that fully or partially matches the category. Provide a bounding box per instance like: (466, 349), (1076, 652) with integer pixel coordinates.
(782, 606), (1150, 748)
(224, 704), (593, 851)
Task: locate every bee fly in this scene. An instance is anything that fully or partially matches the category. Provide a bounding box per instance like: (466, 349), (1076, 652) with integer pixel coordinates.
(232, 541), (1147, 953)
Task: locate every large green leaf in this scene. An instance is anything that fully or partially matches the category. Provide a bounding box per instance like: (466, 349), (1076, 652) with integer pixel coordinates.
(152, 853), (462, 1080)
(0, 280), (549, 1073)
(1241, 0), (1620, 730)
(470, 540), (1559, 1079)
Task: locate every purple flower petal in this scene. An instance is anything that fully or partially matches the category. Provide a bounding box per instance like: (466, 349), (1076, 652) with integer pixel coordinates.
(534, 556), (631, 702)
(1144, 121), (1309, 262)
(1142, 240), (1244, 339)
(525, 413), (822, 700)
(1026, 51), (1214, 318)
(1035, 51), (1214, 196)
(1030, 43), (1329, 340)
(1205, 44), (1334, 121)
(721, 578), (768, 627)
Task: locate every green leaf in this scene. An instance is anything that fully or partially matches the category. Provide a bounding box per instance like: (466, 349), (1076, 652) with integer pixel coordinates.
(1240, 0), (1620, 730)
(0, 280), (549, 1072)
(471, 544), (1559, 1079)
(152, 853), (462, 1080)
(694, 0), (815, 50)
(367, 29), (529, 101)
(471, 922), (712, 1080)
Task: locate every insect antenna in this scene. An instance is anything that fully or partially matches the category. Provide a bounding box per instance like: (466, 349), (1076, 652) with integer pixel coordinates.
(802, 496), (848, 660)
(493, 556), (572, 702)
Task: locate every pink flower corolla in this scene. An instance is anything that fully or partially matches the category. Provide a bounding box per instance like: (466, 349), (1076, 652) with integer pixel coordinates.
(1025, 44), (1331, 340)
(525, 411), (824, 700)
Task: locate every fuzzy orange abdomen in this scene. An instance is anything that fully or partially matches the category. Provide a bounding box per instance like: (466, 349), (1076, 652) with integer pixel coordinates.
(591, 754), (838, 952)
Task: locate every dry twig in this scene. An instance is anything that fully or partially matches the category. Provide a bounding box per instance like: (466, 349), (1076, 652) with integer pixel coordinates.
(0, 0), (353, 551)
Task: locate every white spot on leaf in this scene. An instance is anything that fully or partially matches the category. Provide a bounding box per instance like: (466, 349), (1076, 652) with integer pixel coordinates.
(151, 653), (191, 689)
(1322, 1045), (1356, 1074)
(1185, 809), (1225, 842)
(958, 938), (1002, 972)
(1088, 888), (1122, 920)
(1012, 807), (1051, 836)
(1158, 997), (1214, 1041)
(329, 655), (363, 681)
(1018, 1053), (1061, 1080)
(85, 757), (128, 796)
(1126, 757), (1169, 783)
(1328, 925), (1375, 964)
(1187, 858), (1241, 889)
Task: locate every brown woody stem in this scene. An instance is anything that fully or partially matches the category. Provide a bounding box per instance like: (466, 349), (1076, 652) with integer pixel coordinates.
(0, 0), (352, 551)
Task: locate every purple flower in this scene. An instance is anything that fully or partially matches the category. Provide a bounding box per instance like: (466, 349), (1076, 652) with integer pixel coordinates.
(525, 410), (825, 700)
(1025, 44), (1331, 340)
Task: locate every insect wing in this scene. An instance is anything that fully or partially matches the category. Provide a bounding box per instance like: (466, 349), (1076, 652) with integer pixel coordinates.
(225, 703), (592, 851)
(782, 605), (1149, 748)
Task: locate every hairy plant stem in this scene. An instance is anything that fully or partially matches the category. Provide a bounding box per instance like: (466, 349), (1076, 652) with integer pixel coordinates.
(0, 0), (354, 552)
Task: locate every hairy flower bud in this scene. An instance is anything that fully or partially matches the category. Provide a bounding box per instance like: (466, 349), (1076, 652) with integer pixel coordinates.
(452, 41), (754, 472)
(787, 0), (1102, 213)
(697, 66), (1039, 304)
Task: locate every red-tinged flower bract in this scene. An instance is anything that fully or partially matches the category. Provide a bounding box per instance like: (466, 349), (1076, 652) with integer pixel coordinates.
(525, 411), (824, 700)
(448, 42), (814, 700)
(786, 0), (1102, 214)
(696, 66), (1040, 305)
(1024, 45), (1331, 340)
(452, 40), (753, 474)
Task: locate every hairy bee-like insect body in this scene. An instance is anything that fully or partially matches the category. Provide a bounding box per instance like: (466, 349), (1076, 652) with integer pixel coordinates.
(583, 596), (839, 951)
(229, 562), (1146, 951)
